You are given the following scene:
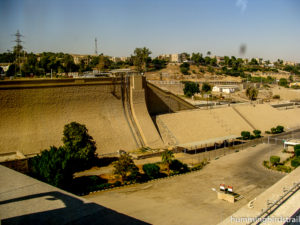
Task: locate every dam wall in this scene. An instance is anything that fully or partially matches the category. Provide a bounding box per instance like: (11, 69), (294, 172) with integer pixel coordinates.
(145, 82), (196, 115)
(130, 76), (164, 148)
(0, 78), (140, 155)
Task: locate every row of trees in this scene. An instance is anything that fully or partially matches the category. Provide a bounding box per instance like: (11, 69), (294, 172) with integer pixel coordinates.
(183, 82), (212, 97)
(0, 47), (167, 76)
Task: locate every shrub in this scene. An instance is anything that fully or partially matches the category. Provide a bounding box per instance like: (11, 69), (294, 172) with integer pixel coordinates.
(270, 156), (280, 166)
(291, 157), (300, 168)
(183, 82), (200, 97)
(253, 130), (261, 138)
(275, 125), (284, 133)
(265, 131), (271, 134)
(142, 163), (160, 179)
(276, 165), (292, 173)
(294, 145), (300, 157)
(272, 95), (280, 99)
(263, 160), (270, 169)
(169, 159), (189, 174)
(278, 78), (288, 87)
(241, 131), (251, 140)
(113, 153), (138, 182)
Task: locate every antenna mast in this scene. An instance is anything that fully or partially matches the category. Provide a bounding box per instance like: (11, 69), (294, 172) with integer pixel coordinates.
(95, 38), (98, 55)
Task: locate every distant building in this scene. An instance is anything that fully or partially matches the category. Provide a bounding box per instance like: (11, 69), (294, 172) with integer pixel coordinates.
(72, 54), (90, 65)
(212, 85), (239, 93)
(284, 139), (300, 152)
(170, 54), (181, 63)
(283, 61), (297, 66)
(289, 82), (300, 88)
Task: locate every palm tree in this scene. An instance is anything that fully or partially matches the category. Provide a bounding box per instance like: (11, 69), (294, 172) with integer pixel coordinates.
(246, 86), (258, 101)
(161, 150), (174, 175)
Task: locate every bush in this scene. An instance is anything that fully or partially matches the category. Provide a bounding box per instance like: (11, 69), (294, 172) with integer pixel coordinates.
(270, 125), (284, 134)
(263, 160), (270, 169)
(276, 165), (292, 173)
(183, 82), (200, 97)
(278, 78), (288, 87)
(270, 156), (280, 166)
(253, 130), (261, 138)
(142, 163), (161, 179)
(169, 159), (189, 174)
(275, 125), (284, 133)
(180, 62), (190, 75)
(272, 95), (280, 99)
(291, 157), (300, 168)
(241, 131), (251, 140)
(294, 145), (300, 157)
(265, 131), (271, 134)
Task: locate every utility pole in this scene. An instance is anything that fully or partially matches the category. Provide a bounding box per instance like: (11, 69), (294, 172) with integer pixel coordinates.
(95, 38), (98, 55)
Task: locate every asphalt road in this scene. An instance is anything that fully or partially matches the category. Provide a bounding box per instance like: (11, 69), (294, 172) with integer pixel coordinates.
(85, 138), (296, 225)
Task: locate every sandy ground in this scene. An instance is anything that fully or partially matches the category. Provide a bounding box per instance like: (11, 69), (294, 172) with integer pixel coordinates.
(85, 143), (286, 225)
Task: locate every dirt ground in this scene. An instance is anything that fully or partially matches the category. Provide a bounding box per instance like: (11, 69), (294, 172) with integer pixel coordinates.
(85, 143), (286, 225)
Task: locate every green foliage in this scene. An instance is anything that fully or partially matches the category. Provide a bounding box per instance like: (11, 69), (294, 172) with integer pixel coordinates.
(273, 95), (280, 99)
(270, 125), (284, 134)
(29, 146), (73, 188)
(62, 122), (97, 169)
(246, 86), (258, 101)
(161, 150), (174, 175)
(276, 165), (292, 173)
(183, 81), (200, 97)
(133, 47), (152, 73)
(253, 130), (261, 138)
(291, 157), (300, 168)
(294, 145), (300, 157)
(201, 82), (212, 93)
(263, 160), (270, 169)
(29, 122), (97, 188)
(270, 156), (280, 166)
(142, 163), (160, 179)
(113, 153), (138, 182)
(278, 78), (288, 87)
(169, 159), (189, 174)
(241, 131), (251, 140)
(180, 62), (190, 75)
(150, 58), (167, 71)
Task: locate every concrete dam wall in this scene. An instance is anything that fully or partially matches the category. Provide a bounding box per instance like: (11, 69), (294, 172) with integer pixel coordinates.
(0, 77), (166, 156)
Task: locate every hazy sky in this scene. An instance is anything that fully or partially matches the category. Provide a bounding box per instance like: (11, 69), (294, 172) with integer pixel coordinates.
(0, 0), (300, 62)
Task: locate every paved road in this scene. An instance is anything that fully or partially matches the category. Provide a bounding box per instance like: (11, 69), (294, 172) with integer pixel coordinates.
(85, 142), (290, 225)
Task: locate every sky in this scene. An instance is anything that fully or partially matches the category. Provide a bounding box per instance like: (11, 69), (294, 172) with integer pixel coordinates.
(0, 0), (300, 62)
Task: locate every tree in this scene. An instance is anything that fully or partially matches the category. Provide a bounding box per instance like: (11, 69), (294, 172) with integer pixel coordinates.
(113, 153), (138, 182)
(183, 82), (200, 97)
(29, 122), (97, 188)
(161, 150), (174, 175)
(207, 51), (211, 56)
(278, 78), (288, 87)
(253, 130), (261, 138)
(201, 82), (212, 93)
(293, 145), (300, 158)
(246, 86), (258, 101)
(180, 62), (190, 75)
(30, 146), (73, 188)
(62, 122), (97, 166)
(143, 163), (160, 179)
(133, 47), (152, 73)
(241, 131), (251, 140)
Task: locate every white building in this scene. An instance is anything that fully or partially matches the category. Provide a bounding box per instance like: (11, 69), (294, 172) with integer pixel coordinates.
(212, 85), (239, 93)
